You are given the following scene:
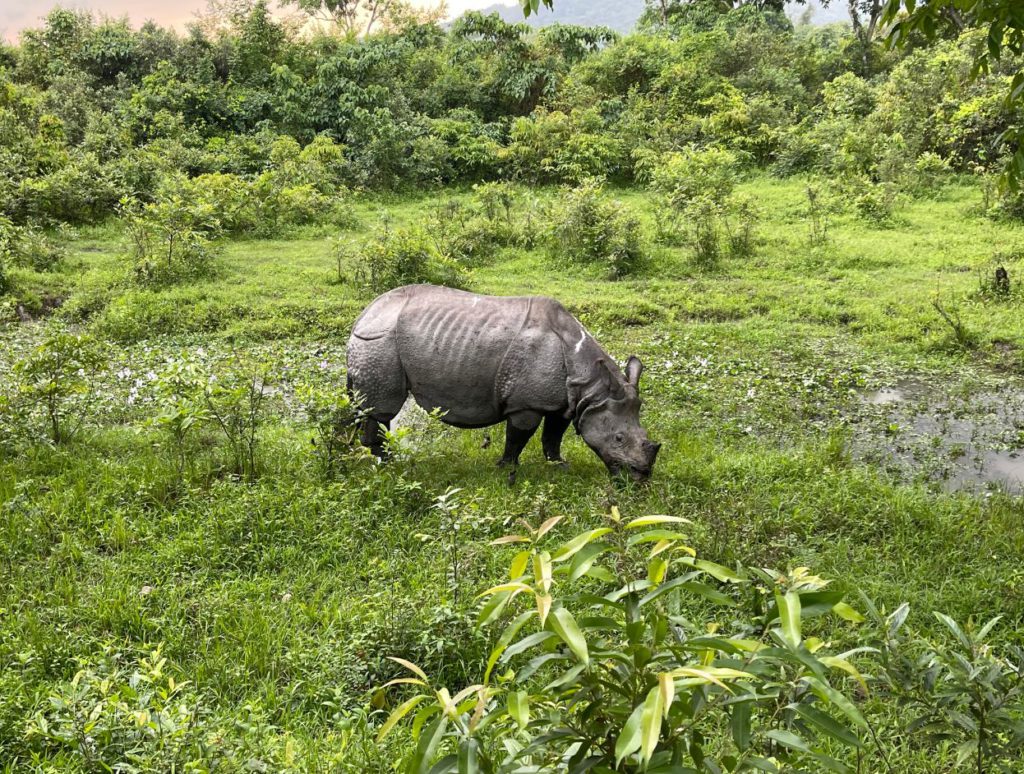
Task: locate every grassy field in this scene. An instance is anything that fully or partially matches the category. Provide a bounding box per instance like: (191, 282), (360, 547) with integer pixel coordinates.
(3, 176), (1024, 770)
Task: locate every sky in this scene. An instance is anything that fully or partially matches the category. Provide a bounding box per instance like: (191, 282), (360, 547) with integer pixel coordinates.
(0, 0), (494, 41)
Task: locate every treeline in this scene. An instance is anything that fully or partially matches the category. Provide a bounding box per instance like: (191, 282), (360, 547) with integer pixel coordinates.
(0, 0), (1021, 229)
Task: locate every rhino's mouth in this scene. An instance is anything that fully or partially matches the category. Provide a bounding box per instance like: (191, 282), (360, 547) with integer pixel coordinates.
(606, 461), (652, 482)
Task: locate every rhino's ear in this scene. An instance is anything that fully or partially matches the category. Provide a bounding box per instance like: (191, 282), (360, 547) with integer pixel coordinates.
(597, 358), (625, 399)
(625, 356), (643, 388)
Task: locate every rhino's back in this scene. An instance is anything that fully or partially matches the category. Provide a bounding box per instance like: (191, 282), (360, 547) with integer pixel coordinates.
(393, 287), (531, 423)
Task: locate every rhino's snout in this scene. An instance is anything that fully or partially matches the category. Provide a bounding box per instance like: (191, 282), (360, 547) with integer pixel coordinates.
(609, 439), (661, 482)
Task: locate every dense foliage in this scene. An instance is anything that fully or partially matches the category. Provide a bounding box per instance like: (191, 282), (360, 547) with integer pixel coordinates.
(0, 1), (1021, 235)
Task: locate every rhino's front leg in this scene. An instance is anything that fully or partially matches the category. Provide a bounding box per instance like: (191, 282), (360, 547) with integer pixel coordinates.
(542, 412), (571, 467)
(361, 413), (396, 459)
(497, 411), (541, 483)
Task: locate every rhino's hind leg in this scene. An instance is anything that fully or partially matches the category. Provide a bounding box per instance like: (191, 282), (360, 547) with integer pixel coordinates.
(498, 411), (542, 484)
(541, 412), (571, 466)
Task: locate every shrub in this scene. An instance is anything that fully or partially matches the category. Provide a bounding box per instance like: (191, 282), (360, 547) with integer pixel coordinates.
(120, 194), (220, 286)
(549, 179), (645, 279)
(0, 216), (67, 273)
(378, 510), (872, 772)
(296, 381), (367, 479)
(25, 644), (208, 771)
(850, 178), (901, 227)
(0, 328), (105, 446)
(147, 354), (210, 478)
(351, 224), (470, 295)
(911, 152), (952, 196)
(641, 146), (739, 208)
(204, 356), (273, 483)
(869, 602), (1024, 774)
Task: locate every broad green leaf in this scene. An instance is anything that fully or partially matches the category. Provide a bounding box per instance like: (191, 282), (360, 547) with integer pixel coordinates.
(552, 528), (613, 562)
(477, 582), (532, 599)
(547, 607), (589, 664)
(730, 700), (752, 751)
(382, 677), (427, 689)
(502, 631), (556, 663)
(792, 703), (862, 748)
(776, 591), (801, 649)
(641, 577), (735, 608)
(615, 702), (644, 767)
(376, 694), (428, 742)
(490, 535), (530, 545)
(831, 602), (864, 623)
(648, 556), (668, 585)
(766, 729), (810, 752)
(457, 739), (479, 774)
(536, 593), (551, 626)
(568, 541), (611, 581)
(509, 550), (531, 581)
(625, 514), (692, 528)
(477, 591), (511, 628)
(686, 558), (746, 583)
(626, 529), (691, 547)
(933, 612), (972, 649)
(508, 690), (529, 729)
(819, 656), (868, 693)
(534, 552), (552, 594)
(409, 715), (448, 774)
(805, 675), (867, 729)
(484, 610), (535, 682)
(658, 672), (675, 718)
(639, 685), (664, 765)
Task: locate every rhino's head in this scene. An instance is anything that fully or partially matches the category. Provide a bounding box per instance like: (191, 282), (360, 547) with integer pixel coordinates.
(573, 356), (661, 482)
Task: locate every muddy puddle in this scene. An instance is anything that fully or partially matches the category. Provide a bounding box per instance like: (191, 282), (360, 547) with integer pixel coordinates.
(852, 375), (1024, 494)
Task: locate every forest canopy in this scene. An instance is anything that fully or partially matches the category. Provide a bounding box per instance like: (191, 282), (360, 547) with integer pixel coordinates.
(0, 0), (1022, 231)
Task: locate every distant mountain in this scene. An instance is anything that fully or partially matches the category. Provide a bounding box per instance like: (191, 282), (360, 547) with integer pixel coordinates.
(471, 0), (646, 34)
(460, 0), (849, 34)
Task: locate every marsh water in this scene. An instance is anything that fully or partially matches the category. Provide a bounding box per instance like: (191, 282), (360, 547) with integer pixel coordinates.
(853, 375), (1024, 494)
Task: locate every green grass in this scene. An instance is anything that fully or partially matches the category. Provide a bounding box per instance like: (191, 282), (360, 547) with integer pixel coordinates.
(2, 176), (1024, 770)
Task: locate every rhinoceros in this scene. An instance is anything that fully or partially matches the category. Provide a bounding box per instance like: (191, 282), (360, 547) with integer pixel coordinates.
(346, 284), (661, 480)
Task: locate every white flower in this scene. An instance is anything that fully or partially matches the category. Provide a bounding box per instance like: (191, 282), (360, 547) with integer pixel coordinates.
(116, 367), (132, 380)
(145, 370), (157, 381)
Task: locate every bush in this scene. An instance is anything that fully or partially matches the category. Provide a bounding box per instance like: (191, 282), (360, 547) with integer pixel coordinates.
(296, 381), (367, 479)
(120, 194), (220, 286)
(911, 151), (952, 196)
(0, 216), (67, 272)
(548, 179), (644, 278)
(0, 328), (105, 447)
(378, 510), (872, 773)
(351, 224), (470, 295)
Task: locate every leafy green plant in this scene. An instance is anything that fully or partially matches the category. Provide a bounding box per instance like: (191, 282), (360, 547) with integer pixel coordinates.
(867, 600), (1024, 774)
(296, 380), (367, 478)
(25, 644), (206, 772)
(147, 355), (210, 479)
(378, 508), (873, 773)
(120, 195), (221, 287)
(351, 224), (470, 295)
(204, 357), (272, 483)
(549, 179), (644, 278)
(0, 328), (104, 446)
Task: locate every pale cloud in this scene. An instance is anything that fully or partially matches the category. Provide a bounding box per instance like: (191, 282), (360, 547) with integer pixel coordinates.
(1, 0), (504, 42)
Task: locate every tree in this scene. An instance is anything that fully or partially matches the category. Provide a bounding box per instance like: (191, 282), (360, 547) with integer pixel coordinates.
(848, 0), (885, 73)
(883, 0), (1024, 187)
(284, 0), (414, 36)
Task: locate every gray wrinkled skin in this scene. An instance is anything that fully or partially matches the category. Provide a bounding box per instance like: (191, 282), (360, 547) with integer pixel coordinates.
(346, 284), (661, 480)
